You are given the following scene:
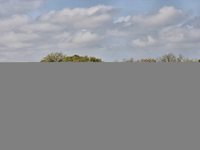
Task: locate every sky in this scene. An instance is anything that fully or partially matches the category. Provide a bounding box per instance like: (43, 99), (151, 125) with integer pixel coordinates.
(0, 0), (200, 62)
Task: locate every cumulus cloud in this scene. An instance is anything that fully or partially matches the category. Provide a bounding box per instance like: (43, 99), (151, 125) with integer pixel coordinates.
(0, 0), (45, 16)
(158, 26), (200, 43)
(0, 15), (30, 31)
(57, 30), (103, 49)
(114, 16), (131, 23)
(106, 29), (132, 37)
(132, 36), (156, 47)
(0, 4), (200, 62)
(19, 22), (58, 32)
(0, 5), (117, 60)
(130, 21), (200, 50)
(0, 31), (39, 42)
(0, 31), (39, 49)
(37, 4), (118, 29)
(130, 6), (187, 27)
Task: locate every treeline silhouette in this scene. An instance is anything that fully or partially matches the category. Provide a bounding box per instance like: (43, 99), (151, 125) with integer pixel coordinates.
(40, 52), (200, 62)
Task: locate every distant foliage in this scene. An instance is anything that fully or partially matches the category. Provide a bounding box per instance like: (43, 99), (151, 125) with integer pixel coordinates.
(122, 58), (134, 62)
(40, 52), (200, 62)
(117, 53), (200, 62)
(136, 58), (157, 62)
(40, 53), (104, 62)
(156, 53), (199, 62)
(156, 53), (178, 62)
(62, 55), (104, 62)
(40, 52), (67, 62)
(182, 58), (198, 62)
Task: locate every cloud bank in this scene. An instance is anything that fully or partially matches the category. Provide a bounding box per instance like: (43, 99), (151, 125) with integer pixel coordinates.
(0, 3), (200, 62)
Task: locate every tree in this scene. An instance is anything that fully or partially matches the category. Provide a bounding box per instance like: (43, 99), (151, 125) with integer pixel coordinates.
(156, 53), (177, 62)
(177, 54), (184, 62)
(63, 55), (81, 62)
(89, 56), (103, 62)
(182, 58), (197, 62)
(122, 58), (134, 62)
(40, 52), (67, 62)
(62, 55), (104, 62)
(139, 58), (157, 62)
(156, 53), (199, 62)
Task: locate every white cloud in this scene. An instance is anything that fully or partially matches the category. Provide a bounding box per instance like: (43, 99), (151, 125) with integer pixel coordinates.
(114, 16), (131, 23)
(73, 31), (99, 43)
(0, 0), (44, 16)
(0, 15), (30, 31)
(186, 25), (193, 29)
(106, 29), (131, 37)
(37, 5), (118, 29)
(131, 6), (186, 27)
(55, 32), (71, 40)
(0, 31), (39, 49)
(20, 23), (57, 32)
(132, 36), (156, 47)
(0, 4), (200, 62)
(0, 31), (39, 42)
(57, 30), (102, 49)
(158, 26), (200, 43)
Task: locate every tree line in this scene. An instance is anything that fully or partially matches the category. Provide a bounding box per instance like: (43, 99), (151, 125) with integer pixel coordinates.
(40, 52), (200, 62)
(40, 53), (104, 62)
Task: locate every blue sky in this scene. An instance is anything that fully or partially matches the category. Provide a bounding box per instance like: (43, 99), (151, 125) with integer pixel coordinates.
(0, 0), (200, 62)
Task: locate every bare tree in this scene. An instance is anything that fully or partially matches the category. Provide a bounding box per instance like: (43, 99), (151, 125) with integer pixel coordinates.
(182, 58), (198, 62)
(122, 58), (134, 62)
(156, 53), (177, 62)
(177, 54), (184, 62)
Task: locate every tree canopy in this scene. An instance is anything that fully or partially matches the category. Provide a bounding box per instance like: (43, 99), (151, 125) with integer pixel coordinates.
(40, 52), (200, 62)
(40, 52), (67, 62)
(156, 53), (199, 62)
(62, 55), (104, 62)
(40, 52), (104, 62)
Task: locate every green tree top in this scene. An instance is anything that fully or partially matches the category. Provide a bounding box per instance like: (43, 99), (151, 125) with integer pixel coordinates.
(62, 54), (104, 62)
(40, 52), (67, 62)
